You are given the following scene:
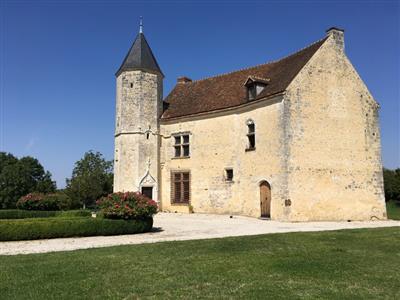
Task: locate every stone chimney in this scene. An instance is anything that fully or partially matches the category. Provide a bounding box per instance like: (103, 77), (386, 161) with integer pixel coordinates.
(177, 76), (192, 84)
(326, 27), (345, 51)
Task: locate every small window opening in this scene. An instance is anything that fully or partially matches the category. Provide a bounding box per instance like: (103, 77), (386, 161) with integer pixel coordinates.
(246, 122), (256, 151)
(225, 169), (233, 181)
(146, 132), (150, 139)
(130, 83), (133, 88)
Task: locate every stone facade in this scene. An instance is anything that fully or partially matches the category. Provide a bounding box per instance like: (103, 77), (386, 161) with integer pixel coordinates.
(280, 31), (386, 221)
(114, 28), (386, 221)
(113, 70), (163, 202)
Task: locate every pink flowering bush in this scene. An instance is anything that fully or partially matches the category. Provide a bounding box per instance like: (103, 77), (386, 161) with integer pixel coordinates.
(96, 192), (158, 220)
(17, 193), (60, 211)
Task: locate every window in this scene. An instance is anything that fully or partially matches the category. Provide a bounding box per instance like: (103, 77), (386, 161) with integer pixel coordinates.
(244, 77), (268, 101)
(171, 172), (190, 204)
(246, 121), (255, 151)
(225, 169), (233, 181)
(248, 85), (257, 100)
(173, 134), (190, 158)
(247, 83), (266, 100)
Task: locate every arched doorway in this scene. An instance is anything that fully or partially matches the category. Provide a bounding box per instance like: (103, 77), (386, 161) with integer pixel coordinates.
(259, 181), (271, 218)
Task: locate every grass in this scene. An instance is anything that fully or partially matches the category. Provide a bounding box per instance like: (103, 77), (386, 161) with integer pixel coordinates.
(386, 201), (400, 220)
(1, 227), (399, 299)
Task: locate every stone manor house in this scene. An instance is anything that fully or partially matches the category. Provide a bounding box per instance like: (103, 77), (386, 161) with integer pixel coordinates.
(113, 26), (387, 221)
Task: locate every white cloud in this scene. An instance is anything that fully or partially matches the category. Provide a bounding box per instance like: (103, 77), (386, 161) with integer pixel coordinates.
(25, 136), (37, 151)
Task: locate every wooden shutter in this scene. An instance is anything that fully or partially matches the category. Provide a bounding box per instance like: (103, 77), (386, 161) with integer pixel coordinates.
(170, 172), (175, 203)
(182, 172), (190, 203)
(170, 171), (190, 204)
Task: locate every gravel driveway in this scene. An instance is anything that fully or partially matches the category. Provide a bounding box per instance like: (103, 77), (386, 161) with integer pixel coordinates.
(1, 213), (399, 255)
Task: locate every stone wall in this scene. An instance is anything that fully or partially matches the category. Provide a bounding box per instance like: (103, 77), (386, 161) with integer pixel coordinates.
(114, 70), (162, 202)
(159, 96), (288, 218)
(283, 31), (386, 221)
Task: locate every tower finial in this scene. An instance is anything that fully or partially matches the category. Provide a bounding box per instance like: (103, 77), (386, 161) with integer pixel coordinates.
(139, 16), (143, 33)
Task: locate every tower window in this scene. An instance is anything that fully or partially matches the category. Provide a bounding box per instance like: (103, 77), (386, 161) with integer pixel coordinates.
(130, 83), (133, 88)
(225, 169), (234, 181)
(246, 121), (255, 151)
(173, 133), (190, 158)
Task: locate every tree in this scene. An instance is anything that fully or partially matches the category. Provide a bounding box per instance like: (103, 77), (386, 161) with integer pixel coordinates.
(65, 151), (113, 209)
(0, 152), (56, 209)
(383, 168), (400, 202)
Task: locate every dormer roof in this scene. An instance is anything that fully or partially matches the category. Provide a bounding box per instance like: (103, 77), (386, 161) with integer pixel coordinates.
(244, 76), (271, 86)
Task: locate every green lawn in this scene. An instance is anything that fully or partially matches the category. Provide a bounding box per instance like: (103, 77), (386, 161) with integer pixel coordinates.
(1, 228), (399, 299)
(387, 201), (400, 220)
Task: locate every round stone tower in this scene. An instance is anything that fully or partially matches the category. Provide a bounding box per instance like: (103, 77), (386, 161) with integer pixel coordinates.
(113, 25), (163, 202)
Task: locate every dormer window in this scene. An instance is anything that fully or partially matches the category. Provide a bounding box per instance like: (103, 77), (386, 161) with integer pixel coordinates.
(244, 76), (270, 100)
(248, 84), (257, 100)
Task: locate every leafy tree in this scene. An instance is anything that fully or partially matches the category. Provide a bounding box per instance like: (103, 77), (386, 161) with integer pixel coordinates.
(383, 168), (400, 202)
(0, 152), (56, 209)
(65, 151), (113, 209)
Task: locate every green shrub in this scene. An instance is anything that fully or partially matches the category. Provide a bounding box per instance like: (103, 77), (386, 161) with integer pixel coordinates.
(57, 210), (92, 218)
(97, 192), (157, 220)
(17, 193), (58, 210)
(45, 192), (73, 210)
(0, 209), (91, 219)
(0, 217), (153, 241)
(0, 209), (58, 219)
(16, 192), (74, 211)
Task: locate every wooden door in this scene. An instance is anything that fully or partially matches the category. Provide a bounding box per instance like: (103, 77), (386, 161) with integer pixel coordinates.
(260, 181), (271, 218)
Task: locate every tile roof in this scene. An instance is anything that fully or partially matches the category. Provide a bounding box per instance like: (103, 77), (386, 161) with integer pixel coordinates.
(162, 37), (327, 120)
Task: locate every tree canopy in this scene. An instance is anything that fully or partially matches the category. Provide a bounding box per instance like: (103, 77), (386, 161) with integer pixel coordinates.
(0, 152), (56, 208)
(65, 151), (113, 209)
(383, 168), (400, 202)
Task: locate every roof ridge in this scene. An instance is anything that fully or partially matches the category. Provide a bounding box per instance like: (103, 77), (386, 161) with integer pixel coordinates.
(190, 36), (327, 83)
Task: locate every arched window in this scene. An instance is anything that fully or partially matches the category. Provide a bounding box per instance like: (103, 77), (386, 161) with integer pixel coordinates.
(246, 120), (255, 151)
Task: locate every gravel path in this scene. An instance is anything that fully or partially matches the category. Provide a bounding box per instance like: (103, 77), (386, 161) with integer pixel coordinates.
(1, 213), (399, 256)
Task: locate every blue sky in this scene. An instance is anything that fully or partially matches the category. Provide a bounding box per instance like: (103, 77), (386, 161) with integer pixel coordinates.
(1, 0), (399, 188)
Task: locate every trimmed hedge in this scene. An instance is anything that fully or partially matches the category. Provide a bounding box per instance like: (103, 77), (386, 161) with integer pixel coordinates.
(0, 217), (153, 241)
(0, 209), (91, 219)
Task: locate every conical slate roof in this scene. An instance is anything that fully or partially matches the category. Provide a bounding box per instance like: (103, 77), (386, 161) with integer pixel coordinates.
(116, 33), (163, 77)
